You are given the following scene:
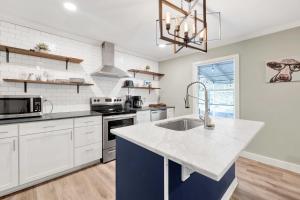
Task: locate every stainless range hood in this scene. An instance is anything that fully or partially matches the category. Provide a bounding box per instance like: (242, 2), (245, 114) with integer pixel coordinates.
(92, 42), (130, 78)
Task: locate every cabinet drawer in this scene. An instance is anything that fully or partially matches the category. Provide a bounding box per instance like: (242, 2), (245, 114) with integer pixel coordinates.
(19, 119), (73, 136)
(74, 125), (102, 147)
(74, 116), (102, 128)
(74, 143), (102, 167)
(0, 124), (18, 139)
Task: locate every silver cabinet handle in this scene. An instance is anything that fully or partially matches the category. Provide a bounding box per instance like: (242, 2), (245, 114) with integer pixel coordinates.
(0, 131), (8, 134)
(85, 148), (94, 152)
(13, 140), (16, 152)
(85, 121), (94, 124)
(70, 131), (73, 140)
(85, 131), (94, 135)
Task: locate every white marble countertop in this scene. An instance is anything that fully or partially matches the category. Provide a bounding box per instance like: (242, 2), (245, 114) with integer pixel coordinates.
(112, 115), (264, 181)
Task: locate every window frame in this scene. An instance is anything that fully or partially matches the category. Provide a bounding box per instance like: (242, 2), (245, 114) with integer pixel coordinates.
(192, 54), (240, 118)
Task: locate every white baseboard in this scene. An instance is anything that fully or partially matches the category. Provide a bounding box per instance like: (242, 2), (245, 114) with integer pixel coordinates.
(240, 151), (300, 174)
(221, 178), (238, 200)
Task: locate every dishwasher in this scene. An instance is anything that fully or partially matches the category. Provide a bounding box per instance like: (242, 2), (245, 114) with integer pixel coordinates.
(150, 109), (167, 121)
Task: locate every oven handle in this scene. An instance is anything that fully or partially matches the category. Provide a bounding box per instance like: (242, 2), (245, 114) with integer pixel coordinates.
(103, 114), (137, 121)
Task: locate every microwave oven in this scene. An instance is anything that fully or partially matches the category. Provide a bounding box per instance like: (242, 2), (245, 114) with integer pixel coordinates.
(0, 95), (43, 119)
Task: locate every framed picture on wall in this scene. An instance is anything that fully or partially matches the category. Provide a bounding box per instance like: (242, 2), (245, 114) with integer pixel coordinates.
(266, 58), (300, 83)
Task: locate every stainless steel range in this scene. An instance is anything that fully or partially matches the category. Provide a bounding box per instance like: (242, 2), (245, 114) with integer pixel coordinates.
(91, 97), (136, 163)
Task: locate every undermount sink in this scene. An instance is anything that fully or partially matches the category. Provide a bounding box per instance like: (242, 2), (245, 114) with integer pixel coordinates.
(156, 118), (204, 131)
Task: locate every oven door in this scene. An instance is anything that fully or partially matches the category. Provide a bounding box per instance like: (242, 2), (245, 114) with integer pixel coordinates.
(103, 114), (136, 149)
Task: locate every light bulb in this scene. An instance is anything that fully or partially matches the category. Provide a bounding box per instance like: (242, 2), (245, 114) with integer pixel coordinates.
(184, 22), (189, 33)
(199, 28), (206, 43)
(200, 29), (206, 38)
(166, 12), (171, 24)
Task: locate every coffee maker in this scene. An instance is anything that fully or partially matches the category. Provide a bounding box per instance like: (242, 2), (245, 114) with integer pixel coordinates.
(132, 96), (143, 108)
(124, 95), (133, 110)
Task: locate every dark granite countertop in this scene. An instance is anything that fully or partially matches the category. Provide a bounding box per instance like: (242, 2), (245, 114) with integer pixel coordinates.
(0, 111), (102, 125)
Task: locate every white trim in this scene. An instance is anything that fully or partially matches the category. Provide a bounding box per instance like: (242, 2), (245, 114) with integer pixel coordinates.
(181, 166), (194, 182)
(192, 54), (240, 118)
(221, 178), (238, 200)
(240, 151), (300, 174)
(164, 157), (169, 200)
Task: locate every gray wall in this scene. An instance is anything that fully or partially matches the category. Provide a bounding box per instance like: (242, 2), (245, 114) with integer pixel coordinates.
(159, 27), (300, 164)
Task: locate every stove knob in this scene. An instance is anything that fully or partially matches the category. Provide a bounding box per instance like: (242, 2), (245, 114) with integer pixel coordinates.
(97, 99), (100, 102)
(94, 99), (97, 102)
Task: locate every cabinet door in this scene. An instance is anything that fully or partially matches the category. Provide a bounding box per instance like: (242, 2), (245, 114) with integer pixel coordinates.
(167, 108), (175, 118)
(20, 129), (74, 184)
(0, 137), (18, 192)
(136, 110), (151, 124)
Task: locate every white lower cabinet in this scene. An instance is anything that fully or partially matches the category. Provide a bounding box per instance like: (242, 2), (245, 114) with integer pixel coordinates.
(136, 110), (151, 124)
(74, 143), (102, 167)
(0, 137), (18, 191)
(167, 108), (175, 118)
(74, 125), (102, 148)
(19, 129), (74, 184)
(0, 116), (103, 195)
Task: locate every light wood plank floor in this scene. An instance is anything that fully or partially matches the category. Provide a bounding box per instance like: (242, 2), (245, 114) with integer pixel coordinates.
(1, 158), (300, 200)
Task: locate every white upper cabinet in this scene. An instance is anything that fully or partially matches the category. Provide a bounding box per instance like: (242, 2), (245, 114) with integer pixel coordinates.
(0, 137), (18, 192)
(19, 129), (74, 184)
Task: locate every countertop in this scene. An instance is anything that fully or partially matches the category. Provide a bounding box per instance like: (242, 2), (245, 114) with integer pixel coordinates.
(0, 111), (102, 125)
(131, 106), (175, 111)
(112, 115), (264, 181)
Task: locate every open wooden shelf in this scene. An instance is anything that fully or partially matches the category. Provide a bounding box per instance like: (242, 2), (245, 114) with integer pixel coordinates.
(0, 44), (83, 70)
(128, 69), (165, 80)
(3, 78), (93, 93)
(122, 86), (160, 94)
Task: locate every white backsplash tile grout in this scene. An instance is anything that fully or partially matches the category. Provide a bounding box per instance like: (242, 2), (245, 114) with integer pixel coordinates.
(0, 21), (160, 113)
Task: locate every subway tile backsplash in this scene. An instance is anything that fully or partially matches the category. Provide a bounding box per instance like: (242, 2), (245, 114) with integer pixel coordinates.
(0, 21), (159, 113)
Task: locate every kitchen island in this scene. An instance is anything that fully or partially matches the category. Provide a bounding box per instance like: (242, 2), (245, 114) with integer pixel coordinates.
(112, 115), (264, 200)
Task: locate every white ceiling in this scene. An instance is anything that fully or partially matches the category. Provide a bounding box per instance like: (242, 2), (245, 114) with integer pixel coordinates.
(0, 0), (300, 61)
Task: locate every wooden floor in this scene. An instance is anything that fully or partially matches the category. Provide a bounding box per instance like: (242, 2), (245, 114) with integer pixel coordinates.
(1, 157), (300, 200)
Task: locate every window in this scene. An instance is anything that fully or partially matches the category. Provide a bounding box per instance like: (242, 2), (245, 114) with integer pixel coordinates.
(193, 55), (239, 119)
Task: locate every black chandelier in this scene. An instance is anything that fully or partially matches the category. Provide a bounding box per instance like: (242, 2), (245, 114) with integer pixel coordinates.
(158, 0), (207, 53)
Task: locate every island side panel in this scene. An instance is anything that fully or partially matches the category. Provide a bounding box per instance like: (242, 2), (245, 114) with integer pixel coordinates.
(116, 136), (236, 200)
(169, 161), (235, 200)
(116, 137), (164, 200)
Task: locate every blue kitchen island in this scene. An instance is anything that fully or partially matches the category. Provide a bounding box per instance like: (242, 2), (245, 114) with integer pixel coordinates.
(112, 116), (264, 200)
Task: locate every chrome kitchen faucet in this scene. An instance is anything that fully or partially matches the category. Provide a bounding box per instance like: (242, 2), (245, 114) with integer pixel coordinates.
(184, 81), (215, 130)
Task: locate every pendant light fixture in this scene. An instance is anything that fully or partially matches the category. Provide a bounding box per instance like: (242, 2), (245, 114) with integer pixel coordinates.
(158, 0), (208, 53)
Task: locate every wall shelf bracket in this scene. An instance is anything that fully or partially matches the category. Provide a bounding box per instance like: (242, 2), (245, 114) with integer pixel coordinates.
(66, 59), (69, 70)
(24, 82), (27, 93)
(5, 48), (9, 63)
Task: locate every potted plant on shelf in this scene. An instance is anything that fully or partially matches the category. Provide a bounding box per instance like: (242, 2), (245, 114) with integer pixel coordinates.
(34, 43), (50, 53)
(145, 65), (150, 71)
